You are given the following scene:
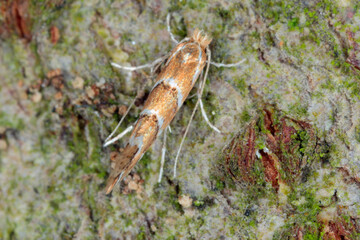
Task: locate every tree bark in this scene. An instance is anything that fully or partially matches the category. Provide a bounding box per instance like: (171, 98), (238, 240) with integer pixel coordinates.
(0, 0), (359, 239)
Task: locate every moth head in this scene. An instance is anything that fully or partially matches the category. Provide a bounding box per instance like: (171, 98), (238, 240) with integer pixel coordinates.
(192, 28), (212, 49)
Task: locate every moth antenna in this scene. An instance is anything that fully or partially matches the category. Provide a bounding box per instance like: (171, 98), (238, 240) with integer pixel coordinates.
(166, 13), (178, 44)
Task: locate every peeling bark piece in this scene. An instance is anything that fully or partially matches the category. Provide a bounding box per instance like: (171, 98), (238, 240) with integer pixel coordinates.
(50, 26), (60, 44)
(1, 0), (32, 41)
(323, 216), (360, 240)
(259, 150), (280, 191)
(223, 108), (319, 191)
(346, 31), (360, 71)
(224, 123), (257, 183)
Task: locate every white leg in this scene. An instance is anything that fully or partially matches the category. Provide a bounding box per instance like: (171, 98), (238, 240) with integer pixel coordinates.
(199, 98), (221, 133)
(103, 125), (133, 147)
(173, 47), (212, 178)
(166, 13), (179, 44)
(158, 127), (168, 183)
(198, 58), (246, 132)
(111, 57), (164, 72)
(111, 13), (181, 74)
(209, 58), (246, 68)
(104, 97), (136, 143)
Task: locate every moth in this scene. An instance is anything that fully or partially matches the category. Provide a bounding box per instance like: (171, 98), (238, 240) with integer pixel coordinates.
(105, 29), (212, 194)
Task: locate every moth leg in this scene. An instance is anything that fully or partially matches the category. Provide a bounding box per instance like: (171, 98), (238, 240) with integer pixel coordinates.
(111, 56), (165, 73)
(103, 96), (136, 147)
(197, 50), (221, 133)
(111, 12), (194, 75)
(111, 13), (178, 74)
(158, 127), (168, 183)
(209, 58), (246, 68)
(199, 58), (246, 132)
(200, 59), (246, 132)
(173, 47), (212, 178)
(103, 125), (133, 147)
(199, 98), (221, 133)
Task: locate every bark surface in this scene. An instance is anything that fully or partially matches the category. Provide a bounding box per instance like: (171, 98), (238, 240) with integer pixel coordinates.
(1, 0), (360, 239)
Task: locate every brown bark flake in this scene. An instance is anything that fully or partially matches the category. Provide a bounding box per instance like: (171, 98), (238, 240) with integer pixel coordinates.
(259, 150), (280, 191)
(1, 0), (32, 41)
(223, 108), (317, 190)
(50, 26), (60, 44)
(346, 30), (360, 71)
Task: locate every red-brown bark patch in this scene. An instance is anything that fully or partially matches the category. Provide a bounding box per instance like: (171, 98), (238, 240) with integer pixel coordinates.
(50, 26), (60, 44)
(224, 122), (257, 183)
(259, 150), (280, 191)
(1, 0), (32, 41)
(346, 30), (360, 72)
(322, 215), (360, 240)
(223, 108), (317, 190)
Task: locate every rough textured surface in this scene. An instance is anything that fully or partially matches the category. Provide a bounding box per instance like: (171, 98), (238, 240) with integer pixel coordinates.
(0, 0), (360, 239)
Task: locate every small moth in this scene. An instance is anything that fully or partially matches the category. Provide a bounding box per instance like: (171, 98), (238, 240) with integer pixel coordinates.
(105, 29), (212, 194)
